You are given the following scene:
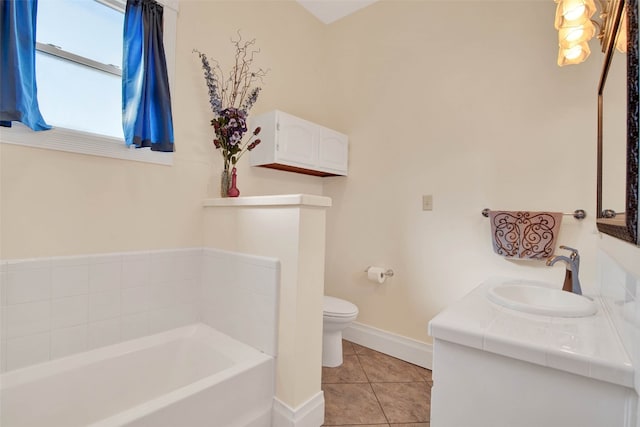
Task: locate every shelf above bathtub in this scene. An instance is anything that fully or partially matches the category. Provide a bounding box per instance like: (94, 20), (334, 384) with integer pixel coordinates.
(203, 194), (332, 208)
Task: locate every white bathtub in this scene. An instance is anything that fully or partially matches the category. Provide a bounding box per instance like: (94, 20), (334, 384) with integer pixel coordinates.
(0, 324), (274, 427)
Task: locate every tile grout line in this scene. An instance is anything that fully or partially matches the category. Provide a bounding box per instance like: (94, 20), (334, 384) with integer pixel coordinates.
(324, 341), (431, 427)
(354, 350), (391, 426)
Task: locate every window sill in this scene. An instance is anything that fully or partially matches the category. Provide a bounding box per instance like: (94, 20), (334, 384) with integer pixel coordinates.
(0, 123), (173, 166)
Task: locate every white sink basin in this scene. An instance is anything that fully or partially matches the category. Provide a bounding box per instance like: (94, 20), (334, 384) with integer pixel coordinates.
(487, 282), (597, 317)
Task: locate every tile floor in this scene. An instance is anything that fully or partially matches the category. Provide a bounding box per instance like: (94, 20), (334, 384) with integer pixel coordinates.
(322, 340), (433, 427)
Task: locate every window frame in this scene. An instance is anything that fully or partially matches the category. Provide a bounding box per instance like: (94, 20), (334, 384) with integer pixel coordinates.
(0, 0), (179, 166)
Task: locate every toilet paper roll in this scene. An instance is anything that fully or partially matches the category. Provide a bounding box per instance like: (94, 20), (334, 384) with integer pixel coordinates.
(367, 267), (386, 284)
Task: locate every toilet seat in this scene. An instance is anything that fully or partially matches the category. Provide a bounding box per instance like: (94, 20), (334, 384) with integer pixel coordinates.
(324, 296), (358, 318)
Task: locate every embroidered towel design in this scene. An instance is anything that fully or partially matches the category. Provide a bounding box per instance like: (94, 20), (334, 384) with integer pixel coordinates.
(489, 211), (562, 259)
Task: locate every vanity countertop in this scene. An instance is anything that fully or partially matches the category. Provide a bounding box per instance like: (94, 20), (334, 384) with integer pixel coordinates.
(428, 277), (634, 388)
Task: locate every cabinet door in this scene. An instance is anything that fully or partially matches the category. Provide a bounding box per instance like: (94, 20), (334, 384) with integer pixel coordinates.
(277, 113), (317, 168)
(318, 127), (348, 175)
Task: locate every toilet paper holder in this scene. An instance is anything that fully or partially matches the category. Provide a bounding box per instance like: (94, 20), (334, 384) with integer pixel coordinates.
(364, 266), (395, 277)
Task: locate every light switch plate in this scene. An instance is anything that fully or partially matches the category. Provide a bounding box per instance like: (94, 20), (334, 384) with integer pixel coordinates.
(422, 195), (433, 211)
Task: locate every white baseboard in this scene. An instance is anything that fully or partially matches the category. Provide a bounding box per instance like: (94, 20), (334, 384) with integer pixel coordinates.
(343, 321), (433, 370)
(272, 391), (325, 427)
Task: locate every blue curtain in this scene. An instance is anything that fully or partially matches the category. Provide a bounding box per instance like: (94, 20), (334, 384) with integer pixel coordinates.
(122, 0), (174, 152)
(0, 0), (50, 131)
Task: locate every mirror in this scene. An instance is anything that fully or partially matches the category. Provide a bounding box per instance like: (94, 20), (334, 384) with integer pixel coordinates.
(597, 0), (639, 245)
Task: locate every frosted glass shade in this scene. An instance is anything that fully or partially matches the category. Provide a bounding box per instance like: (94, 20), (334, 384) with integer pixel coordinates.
(558, 20), (596, 47)
(557, 41), (591, 66)
(554, 0), (597, 29)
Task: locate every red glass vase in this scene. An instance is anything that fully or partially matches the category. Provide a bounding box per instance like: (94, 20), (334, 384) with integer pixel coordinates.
(227, 167), (240, 197)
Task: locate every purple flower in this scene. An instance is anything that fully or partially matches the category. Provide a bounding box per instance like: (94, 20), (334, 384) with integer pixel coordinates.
(194, 50), (222, 114)
(240, 87), (261, 114)
(229, 131), (243, 145)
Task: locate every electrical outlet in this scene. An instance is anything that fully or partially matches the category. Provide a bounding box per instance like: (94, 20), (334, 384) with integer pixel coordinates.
(422, 195), (433, 211)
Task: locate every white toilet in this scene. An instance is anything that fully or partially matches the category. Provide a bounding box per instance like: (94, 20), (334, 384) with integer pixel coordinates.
(322, 296), (359, 367)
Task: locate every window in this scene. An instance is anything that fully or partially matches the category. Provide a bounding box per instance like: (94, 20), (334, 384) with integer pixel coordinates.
(0, 0), (178, 165)
(36, 0), (124, 139)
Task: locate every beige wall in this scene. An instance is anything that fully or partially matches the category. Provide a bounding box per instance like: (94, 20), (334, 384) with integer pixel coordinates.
(322, 0), (608, 344)
(1, 0), (638, 355)
(0, 0), (327, 260)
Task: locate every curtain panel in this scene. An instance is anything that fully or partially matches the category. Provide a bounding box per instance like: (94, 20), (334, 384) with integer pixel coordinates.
(122, 0), (174, 152)
(0, 0), (50, 131)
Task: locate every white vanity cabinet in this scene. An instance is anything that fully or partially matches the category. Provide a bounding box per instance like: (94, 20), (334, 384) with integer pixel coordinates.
(428, 278), (638, 427)
(249, 110), (348, 177)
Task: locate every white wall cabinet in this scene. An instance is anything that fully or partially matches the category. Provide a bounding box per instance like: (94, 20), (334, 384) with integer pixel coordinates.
(249, 110), (348, 177)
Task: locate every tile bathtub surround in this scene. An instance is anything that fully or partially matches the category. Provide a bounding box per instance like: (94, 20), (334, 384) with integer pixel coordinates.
(200, 248), (280, 357)
(322, 340), (432, 426)
(0, 249), (202, 372)
(0, 247), (280, 372)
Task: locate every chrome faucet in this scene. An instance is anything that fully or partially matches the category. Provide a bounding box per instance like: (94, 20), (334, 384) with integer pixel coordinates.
(546, 246), (582, 295)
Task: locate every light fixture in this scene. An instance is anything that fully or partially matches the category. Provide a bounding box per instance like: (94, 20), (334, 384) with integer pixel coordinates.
(554, 0), (627, 66)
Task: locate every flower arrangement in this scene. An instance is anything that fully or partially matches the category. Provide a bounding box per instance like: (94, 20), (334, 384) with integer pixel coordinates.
(194, 34), (268, 195)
